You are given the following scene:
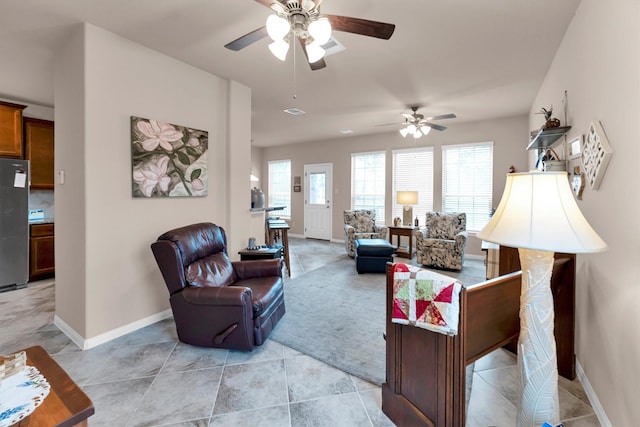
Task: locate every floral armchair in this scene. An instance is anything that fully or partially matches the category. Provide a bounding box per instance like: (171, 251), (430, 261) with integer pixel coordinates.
(415, 212), (468, 270)
(344, 210), (389, 257)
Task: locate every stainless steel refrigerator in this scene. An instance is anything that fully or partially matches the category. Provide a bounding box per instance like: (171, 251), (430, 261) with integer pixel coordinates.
(0, 158), (29, 291)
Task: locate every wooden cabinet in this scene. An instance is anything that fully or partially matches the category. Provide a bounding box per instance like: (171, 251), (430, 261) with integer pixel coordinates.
(24, 118), (54, 189)
(29, 223), (55, 281)
(0, 100), (26, 158)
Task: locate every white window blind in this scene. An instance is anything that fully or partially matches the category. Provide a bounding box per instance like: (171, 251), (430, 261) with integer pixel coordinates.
(351, 151), (386, 224)
(268, 159), (291, 217)
(442, 142), (493, 232)
(392, 147), (434, 226)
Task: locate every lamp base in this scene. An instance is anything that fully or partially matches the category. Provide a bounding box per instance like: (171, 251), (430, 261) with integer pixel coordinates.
(403, 206), (413, 227)
(516, 248), (559, 427)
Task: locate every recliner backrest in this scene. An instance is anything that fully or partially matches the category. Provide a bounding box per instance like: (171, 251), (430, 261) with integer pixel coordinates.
(426, 212), (466, 239)
(344, 209), (377, 232)
(152, 222), (235, 294)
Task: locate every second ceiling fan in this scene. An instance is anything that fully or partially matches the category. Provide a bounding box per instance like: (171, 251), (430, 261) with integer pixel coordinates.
(224, 0), (395, 70)
(379, 106), (457, 139)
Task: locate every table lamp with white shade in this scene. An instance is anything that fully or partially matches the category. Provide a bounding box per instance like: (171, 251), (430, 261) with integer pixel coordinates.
(477, 172), (606, 427)
(396, 191), (418, 226)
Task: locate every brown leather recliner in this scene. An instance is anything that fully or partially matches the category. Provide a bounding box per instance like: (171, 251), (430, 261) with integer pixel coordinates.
(150, 222), (285, 351)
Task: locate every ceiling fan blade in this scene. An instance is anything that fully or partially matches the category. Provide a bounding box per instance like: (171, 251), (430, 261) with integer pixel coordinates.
(225, 26), (269, 51)
(298, 37), (327, 70)
(423, 122), (447, 131)
(326, 15), (395, 40)
(254, 0), (284, 10)
(424, 113), (457, 121)
(375, 122), (403, 127)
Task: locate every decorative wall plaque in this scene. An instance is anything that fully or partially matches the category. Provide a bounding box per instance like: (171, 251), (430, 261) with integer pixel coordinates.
(581, 121), (612, 190)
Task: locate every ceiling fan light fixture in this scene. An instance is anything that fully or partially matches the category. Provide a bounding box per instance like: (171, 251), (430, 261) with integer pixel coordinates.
(420, 125), (432, 135)
(413, 130), (422, 139)
(399, 127), (410, 138)
(308, 17), (332, 45)
(306, 41), (326, 63)
(266, 14), (290, 41)
(406, 124), (417, 134)
(268, 39), (290, 61)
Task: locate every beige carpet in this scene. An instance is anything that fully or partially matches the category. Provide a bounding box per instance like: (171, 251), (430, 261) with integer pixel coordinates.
(270, 254), (485, 386)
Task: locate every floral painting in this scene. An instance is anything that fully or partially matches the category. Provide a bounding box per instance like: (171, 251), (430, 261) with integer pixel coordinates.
(131, 116), (208, 197)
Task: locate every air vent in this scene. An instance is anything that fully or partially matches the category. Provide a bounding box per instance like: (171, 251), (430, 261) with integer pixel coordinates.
(321, 36), (346, 57)
(283, 107), (306, 116)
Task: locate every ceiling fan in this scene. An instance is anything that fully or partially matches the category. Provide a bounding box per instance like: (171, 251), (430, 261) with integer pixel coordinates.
(224, 0), (395, 71)
(379, 107), (457, 139)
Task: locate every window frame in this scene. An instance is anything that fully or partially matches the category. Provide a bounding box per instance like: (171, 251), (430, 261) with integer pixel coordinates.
(441, 142), (494, 232)
(391, 147), (434, 226)
(267, 159), (291, 217)
(350, 150), (386, 224)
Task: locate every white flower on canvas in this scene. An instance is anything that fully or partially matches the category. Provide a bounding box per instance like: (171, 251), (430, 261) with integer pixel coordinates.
(133, 155), (171, 197)
(137, 120), (183, 151)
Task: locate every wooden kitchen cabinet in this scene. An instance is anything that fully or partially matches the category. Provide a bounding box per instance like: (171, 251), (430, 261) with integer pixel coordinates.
(0, 100), (26, 158)
(24, 117), (54, 189)
(29, 223), (55, 281)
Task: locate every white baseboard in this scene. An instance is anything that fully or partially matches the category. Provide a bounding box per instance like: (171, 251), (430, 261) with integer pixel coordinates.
(330, 238), (345, 244)
(54, 309), (173, 350)
(465, 254), (484, 260)
(576, 358), (612, 427)
(288, 233), (305, 239)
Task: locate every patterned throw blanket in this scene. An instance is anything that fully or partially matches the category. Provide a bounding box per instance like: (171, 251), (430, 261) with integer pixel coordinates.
(391, 263), (462, 336)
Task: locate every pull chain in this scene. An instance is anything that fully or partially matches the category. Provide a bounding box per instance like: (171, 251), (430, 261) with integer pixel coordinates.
(292, 39), (297, 100)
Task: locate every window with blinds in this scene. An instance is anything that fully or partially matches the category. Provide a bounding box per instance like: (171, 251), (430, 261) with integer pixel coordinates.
(351, 151), (386, 224)
(442, 142), (493, 232)
(268, 159), (291, 217)
(392, 147), (434, 226)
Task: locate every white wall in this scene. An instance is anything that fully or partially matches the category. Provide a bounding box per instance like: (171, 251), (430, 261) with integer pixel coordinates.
(261, 115), (529, 256)
(54, 23), (251, 341)
(530, 0), (640, 425)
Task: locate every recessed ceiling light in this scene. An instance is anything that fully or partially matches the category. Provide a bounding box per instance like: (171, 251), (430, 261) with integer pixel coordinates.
(338, 129), (354, 134)
(283, 108), (306, 116)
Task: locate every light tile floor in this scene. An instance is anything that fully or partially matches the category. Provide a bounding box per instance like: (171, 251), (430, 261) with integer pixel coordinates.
(0, 238), (600, 426)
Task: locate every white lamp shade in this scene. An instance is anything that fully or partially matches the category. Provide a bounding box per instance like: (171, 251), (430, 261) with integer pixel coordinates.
(268, 39), (290, 61)
(413, 130), (422, 139)
(308, 17), (332, 44)
(396, 190), (419, 205)
(305, 41), (326, 63)
(399, 127), (410, 138)
(477, 172), (607, 253)
(406, 124), (417, 134)
(420, 125), (431, 135)
(266, 14), (290, 41)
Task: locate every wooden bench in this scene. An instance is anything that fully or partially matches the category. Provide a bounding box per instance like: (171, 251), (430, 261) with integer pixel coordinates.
(382, 254), (575, 427)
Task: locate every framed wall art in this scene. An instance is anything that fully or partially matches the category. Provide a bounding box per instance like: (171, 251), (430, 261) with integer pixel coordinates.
(581, 121), (612, 190)
(567, 135), (582, 160)
(131, 116), (208, 198)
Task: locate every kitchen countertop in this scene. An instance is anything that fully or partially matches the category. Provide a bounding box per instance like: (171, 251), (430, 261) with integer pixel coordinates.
(28, 218), (54, 224)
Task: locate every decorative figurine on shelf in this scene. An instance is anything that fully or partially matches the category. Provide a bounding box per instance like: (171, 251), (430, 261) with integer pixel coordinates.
(414, 217), (419, 227)
(393, 217), (401, 226)
(572, 166), (585, 200)
(537, 106), (561, 129)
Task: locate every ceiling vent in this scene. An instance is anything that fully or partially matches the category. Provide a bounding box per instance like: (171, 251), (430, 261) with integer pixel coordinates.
(283, 107), (306, 116)
(321, 36), (346, 57)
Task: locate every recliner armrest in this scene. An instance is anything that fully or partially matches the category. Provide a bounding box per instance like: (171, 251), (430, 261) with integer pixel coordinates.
(181, 285), (252, 306)
(232, 259), (283, 280)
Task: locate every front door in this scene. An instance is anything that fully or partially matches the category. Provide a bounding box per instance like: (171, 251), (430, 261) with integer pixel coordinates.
(304, 163), (332, 240)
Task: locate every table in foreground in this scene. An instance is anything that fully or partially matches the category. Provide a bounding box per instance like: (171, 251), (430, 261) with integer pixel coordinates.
(12, 345), (94, 427)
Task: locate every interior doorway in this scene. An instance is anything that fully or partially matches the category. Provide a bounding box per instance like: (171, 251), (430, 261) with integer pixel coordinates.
(303, 163), (333, 240)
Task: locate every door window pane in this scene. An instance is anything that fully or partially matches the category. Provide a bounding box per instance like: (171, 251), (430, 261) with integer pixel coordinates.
(309, 172), (326, 205)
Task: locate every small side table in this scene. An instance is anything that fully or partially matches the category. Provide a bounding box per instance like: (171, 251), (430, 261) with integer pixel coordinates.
(238, 247), (282, 261)
(15, 345), (94, 426)
(388, 226), (417, 259)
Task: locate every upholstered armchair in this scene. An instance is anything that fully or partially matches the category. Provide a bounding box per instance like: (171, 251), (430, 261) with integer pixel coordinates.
(415, 212), (468, 270)
(151, 222), (285, 351)
(344, 210), (389, 257)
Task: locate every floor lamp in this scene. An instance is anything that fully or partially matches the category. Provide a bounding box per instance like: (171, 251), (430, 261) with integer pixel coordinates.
(477, 172), (606, 427)
(396, 191), (418, 226)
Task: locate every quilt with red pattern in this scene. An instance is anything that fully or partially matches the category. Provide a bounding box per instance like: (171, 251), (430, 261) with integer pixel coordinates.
(391, 262), (462, 336)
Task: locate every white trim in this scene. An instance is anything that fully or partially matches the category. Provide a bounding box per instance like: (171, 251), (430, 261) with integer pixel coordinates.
(330, 238), (345, 244)
(575, 358), (612, 427)
(54, 309), (173, 350)
(288, 233), (305, 239)
(465, 254), (484, 260)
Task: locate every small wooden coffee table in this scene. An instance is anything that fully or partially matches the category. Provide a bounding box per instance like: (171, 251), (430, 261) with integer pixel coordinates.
(11, 345), (94, 427)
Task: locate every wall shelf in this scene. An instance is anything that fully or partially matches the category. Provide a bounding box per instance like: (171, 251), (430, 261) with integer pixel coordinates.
(526, 126), (572, 150)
